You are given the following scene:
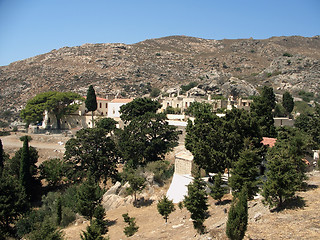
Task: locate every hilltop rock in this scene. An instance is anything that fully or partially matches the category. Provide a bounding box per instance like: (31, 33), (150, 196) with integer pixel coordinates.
(1, 35), (320, 121)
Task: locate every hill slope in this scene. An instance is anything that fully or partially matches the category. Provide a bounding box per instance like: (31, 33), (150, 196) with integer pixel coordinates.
(0, 35), (320, 121)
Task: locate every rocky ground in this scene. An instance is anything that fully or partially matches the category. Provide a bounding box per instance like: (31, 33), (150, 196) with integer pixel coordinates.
(2, 132), (320, 239)
(1, 35), (320, 122)
(63, 171), (320, 240)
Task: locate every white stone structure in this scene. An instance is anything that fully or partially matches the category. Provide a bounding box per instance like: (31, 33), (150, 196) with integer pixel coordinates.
(107, 98), (133, 119)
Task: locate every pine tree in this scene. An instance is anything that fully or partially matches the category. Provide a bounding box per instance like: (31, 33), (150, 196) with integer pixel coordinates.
(226, 186), (248, 240)
(209, 172), (226, 204)
(184, 173), (208, 234)
(0, 173), (29, 234)
(262, 146), (301, 208)
(157, 195), (175, 223)
(81, 220), (109, 240)
(124, 169), (146, 206)
(122, 213), (139, 237)
(229, 148), (261, 200)
(93, 205), (108, 235)
(85, 85), (97, 128)
(19, 136), (32, 198)
(77, 174), (103, 220)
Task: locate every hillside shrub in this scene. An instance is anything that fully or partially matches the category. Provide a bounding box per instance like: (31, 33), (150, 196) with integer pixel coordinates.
(144, 160), (174, 185)
(283, 52), (293, 57)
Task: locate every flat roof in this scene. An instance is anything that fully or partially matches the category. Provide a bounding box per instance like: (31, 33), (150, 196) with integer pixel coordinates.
(110, 98), (133, 103)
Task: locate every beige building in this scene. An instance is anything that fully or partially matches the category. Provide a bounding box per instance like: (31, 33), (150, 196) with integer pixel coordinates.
(174, 150), (194, 175)
(41, 97), (133, 130)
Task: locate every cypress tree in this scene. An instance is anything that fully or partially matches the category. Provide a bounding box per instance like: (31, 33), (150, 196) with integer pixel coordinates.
(282, 91), (294, 117)
(19, 136), (32, 198)
(85, 85), (97, 128)
(226, 186), (248, 240)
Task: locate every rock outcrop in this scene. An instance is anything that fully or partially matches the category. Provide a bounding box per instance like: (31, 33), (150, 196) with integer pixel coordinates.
(1, 35), (319, 121)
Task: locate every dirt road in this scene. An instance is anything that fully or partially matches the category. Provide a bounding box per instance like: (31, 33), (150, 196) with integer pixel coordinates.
(0, 132), (69, 164)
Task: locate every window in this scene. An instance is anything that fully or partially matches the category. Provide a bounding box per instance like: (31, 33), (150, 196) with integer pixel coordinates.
(106, 103), (108, 108)
(99, 103), (102, 108)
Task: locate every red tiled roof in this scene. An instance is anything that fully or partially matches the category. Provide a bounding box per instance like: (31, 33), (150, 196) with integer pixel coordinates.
(261, 137), (277, 148)
(302, 158), (311, 165)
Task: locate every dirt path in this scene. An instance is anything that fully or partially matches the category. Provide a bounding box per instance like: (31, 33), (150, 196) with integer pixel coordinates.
(0, 132), (69, 164)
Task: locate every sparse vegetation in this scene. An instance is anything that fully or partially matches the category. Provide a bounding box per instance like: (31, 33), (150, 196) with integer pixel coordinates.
(157, 195), (175, 223)
(283, 52), (293, 57)
(122, 213), (139, 237)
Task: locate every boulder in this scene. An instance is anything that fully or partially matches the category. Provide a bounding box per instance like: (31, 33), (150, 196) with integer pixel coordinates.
(104, 181), (121, 195)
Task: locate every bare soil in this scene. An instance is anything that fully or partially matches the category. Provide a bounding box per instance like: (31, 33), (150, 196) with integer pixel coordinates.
(0, 132), (68, 164)
(63, 171), (320, 240)
(2, 132), (320, 239)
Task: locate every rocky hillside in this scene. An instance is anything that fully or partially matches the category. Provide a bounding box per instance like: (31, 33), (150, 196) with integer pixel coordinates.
(0, 35), (320, 121)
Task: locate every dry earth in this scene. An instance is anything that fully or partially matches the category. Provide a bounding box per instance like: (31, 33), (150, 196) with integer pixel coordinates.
(1, 132), (320, 239)
(64, 171), (320, 240)
(0, 132), (68, 164)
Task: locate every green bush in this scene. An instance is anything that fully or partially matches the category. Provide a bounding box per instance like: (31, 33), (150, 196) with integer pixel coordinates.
(0, 131), (10, 136)
(145, 160), (174, 185)
(181, 82), (198, 92)
(61, 207), (76, 227)
(283, 52), (293, 57)
(39, 158), (66, 187)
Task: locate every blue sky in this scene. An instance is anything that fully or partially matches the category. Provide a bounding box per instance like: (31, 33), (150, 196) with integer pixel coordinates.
(0, 0), (319, 66)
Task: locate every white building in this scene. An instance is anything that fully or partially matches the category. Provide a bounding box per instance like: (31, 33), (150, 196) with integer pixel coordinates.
(107, 98), (134, 120)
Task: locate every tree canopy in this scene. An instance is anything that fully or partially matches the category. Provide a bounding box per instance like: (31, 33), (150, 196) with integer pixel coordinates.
(95, 117), (117, 134)
(185, 106), (263, 174)
(262, 129), (308, 209)
(229, 148), (261, 200)
(21, 91), (82, 129)
(76, 174), (104, 220)
(157, 196), (175, 223)
(295, 104), (320, 148)
(0, 172), (29, 235)
(64, 128), (119, 183)
(119, 97), (161, 122)
(117, 112), (179, 168)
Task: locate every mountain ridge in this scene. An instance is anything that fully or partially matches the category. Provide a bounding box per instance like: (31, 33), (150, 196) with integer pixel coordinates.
(0, 35), (319, 122)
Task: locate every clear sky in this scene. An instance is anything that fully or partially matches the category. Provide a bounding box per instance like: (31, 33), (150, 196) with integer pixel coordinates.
(0, 0), (319, 66)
